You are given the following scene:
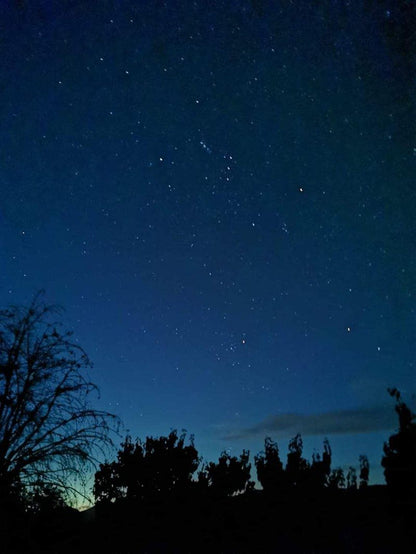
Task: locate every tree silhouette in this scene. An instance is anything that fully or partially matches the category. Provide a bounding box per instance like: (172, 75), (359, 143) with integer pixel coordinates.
(327, 467), (345, 489)
(0, 293), (117, 507)
(381, 388), (416, 506)
(255, 435), (332, 492)
(346, 466), (357, 490)
(94, 430), (199, 503)
(28, 483), (67, 514)
(309, 438), (332, 489)
(92, 459), (122, 504)
(359, 454), (369, 489)
(285, 434), (309, 488)
(200, 449), (253, 496)
(254, 437), (285, 493)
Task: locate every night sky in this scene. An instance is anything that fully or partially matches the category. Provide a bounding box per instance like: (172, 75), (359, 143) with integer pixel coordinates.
(1, 0), (415, 484)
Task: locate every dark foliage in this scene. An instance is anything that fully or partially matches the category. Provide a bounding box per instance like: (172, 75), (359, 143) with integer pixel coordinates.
(381, 388), (416, 507)
(1, 294), (414, 552)
(28, 483), (67, 514)
(346, 466), (358, 490)
(285, 433), (310, 488)
(3, 387), (416, 553)
(359, 454), (370, 489)
(94, 430), (200, 503)
(199, 449), (254, 496)
(254, 437), (284, 492)
(328, 467), (346, 490)
(255, 435), (332, 492)
(309, 438), (332, 489)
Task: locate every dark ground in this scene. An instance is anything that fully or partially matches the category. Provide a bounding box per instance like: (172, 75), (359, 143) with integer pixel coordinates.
(2, 486), (415, 553)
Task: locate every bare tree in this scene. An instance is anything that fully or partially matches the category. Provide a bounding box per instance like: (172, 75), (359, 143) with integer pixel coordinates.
(0, 292), (118, 505)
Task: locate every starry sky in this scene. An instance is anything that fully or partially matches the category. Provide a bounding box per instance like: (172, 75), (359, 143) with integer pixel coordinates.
(1, 0), (415, 484)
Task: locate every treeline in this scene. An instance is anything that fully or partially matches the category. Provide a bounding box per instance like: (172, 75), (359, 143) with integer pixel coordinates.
(83, 389), (414, 554)
(1, 295), (414, 513)
(93, 386), (416, 508)
(93, 431), (370, 504)
(1, 297), (415, 552)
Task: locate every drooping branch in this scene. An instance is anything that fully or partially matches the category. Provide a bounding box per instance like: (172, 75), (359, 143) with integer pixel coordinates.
(0, 292), (120, 504)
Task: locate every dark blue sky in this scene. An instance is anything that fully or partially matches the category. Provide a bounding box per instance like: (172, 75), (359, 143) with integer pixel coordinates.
(1, 0), (415, 483)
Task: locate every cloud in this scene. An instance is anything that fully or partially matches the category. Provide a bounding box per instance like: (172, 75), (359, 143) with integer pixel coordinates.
(223, 405), (396, 440)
